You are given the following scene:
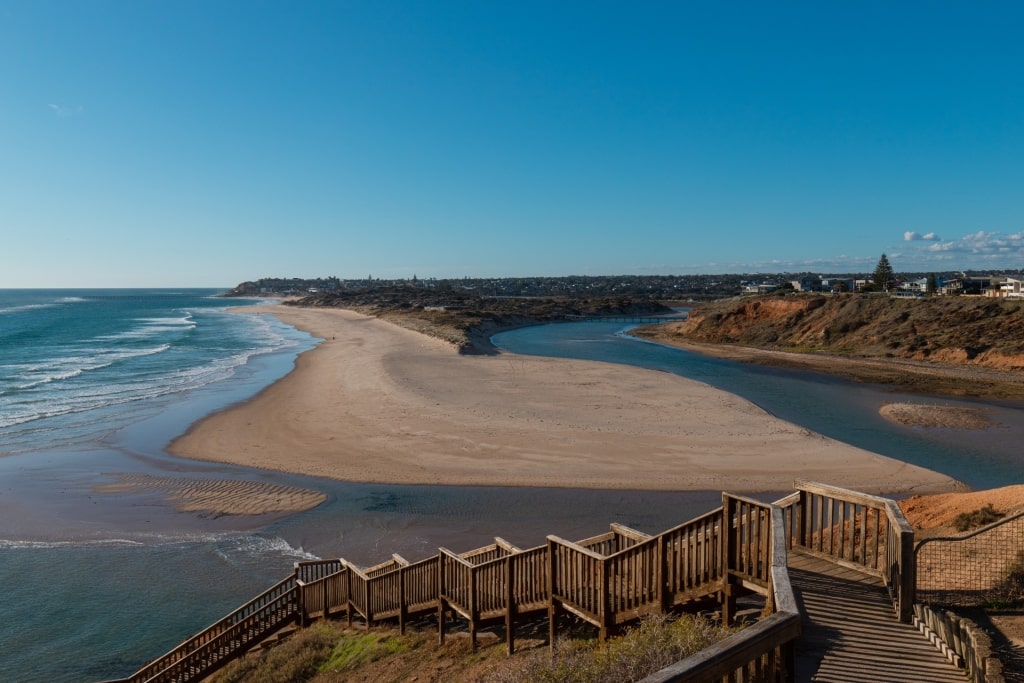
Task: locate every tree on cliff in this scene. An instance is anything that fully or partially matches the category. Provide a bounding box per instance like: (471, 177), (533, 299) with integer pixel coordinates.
(872, 254), (895, 292)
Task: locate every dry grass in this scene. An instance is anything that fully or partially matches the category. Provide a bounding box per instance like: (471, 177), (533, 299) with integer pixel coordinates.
(482, 615), (734, 683)
(206, 614), (734, 683)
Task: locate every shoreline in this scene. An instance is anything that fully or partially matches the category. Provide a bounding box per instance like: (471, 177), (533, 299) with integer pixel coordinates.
(168, 306), (962, 496)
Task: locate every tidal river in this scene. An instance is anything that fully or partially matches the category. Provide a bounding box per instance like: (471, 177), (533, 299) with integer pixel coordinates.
(494, 320), (1024, 490)
(2, 310), (1021, 681)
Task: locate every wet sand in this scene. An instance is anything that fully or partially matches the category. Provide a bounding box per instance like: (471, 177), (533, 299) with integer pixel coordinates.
(94, 473), (327, 518)
(880, 402), (1004, 430)
(167, 306), (962, 497)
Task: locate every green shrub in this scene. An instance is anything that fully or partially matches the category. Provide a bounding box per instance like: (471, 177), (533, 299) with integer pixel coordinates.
(953, 504), (1004, 532)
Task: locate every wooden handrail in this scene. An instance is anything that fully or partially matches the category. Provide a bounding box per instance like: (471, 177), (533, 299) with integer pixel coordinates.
(106, 482), (925, 683)
(122, 575), (298, 682)
(609, 522), (653, 542)
(546, 534), (606, 561)
(795, 479), (892, 509)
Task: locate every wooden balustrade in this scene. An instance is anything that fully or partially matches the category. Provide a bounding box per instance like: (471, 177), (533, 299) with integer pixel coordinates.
(662, 507), (723, 605)
(104, 483), (905, 683)
(121, 576), (300, 683)
(295, 558), (343, 583)
(790, 480), (915, 622)
(640, 504), (801, 682)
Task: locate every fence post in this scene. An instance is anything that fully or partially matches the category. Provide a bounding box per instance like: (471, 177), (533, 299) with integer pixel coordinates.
(899, 524), (915, 623)
(506, 556), (516, 655)
(797, 488), (808, 550)
(721, 494), (736, 626)
(548, 538), (559, 652)
(438, 551), (446, 645)
(345, 565), (353, 628)
(399, 566), (407, 635)
(469, 565), (479, 651)
(599, 558), (610, 642)
(657, 533), (668, 615)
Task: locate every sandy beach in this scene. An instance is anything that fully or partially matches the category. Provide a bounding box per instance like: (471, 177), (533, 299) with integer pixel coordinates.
(168, 306), (962, 495)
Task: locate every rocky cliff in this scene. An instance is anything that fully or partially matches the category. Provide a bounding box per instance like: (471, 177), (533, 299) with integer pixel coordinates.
(667, 294), (1024, 372)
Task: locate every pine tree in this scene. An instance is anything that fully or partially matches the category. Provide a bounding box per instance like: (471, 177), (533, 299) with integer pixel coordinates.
(872, 254), (895, 292)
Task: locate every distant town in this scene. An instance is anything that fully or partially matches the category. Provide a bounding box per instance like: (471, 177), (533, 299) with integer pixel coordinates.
(227, 268), (1024, 301)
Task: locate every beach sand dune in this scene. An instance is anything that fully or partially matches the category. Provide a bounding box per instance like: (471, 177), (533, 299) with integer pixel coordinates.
(168, 307), (961, 495)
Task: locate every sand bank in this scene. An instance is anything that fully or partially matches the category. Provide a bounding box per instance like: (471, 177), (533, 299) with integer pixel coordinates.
(880, 402), (1004, 430)
(95, 473), (327, 517)
(168, 307), (962, 495)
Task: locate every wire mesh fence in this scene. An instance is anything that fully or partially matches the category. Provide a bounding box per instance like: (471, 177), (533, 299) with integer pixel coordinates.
(915, 511), (1024, 607)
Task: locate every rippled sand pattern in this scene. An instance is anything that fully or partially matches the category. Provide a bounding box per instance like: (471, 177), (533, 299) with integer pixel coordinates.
(95, 473), (327, 517)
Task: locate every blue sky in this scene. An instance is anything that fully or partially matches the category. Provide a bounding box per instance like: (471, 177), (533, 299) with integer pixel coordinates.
(2, 2), (1023, 287)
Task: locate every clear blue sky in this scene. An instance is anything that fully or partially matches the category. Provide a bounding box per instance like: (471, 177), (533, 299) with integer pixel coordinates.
(3, 1), (1023, 287)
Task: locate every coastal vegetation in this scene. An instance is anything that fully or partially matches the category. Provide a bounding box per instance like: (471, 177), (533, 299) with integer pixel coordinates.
(208, 614), (734, 683)
(954, 504), (1005, 532)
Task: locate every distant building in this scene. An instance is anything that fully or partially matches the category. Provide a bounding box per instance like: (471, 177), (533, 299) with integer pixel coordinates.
(741, 283), (778, 294)
(789, 276), (822, 292)
(996, 278), (1024, 298)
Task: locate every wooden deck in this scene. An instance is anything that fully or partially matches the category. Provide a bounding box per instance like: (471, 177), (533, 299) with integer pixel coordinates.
(790, 552), (965, 682)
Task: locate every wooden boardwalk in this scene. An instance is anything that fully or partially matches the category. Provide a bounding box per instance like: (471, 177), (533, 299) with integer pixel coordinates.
(102, 483), (987, 683)
(790, 553), (965, 682)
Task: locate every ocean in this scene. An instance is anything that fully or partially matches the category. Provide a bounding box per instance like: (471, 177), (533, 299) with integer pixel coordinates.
(4, 292), (1023, 681)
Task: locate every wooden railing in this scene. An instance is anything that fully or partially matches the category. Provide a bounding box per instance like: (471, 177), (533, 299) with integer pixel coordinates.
(104, 483), (922, 683)
(639, 503), (801, 682)
(115, 575), (300, 683)
(786, 481), (915, 622)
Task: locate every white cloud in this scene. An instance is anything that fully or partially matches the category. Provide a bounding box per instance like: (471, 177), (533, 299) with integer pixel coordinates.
(904, 231), (941, 242)
(48, 103), (83, 117)
(903, 230), (1024, 268)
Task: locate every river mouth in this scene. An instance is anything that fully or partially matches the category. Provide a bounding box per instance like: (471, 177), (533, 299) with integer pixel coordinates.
(493, 321), (1024, 491)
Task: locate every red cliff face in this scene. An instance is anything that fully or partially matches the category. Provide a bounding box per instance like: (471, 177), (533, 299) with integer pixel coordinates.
(676, 294), (1024, 372)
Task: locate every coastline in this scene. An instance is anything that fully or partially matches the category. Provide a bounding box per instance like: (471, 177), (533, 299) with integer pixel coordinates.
(168, 306), (962, 496)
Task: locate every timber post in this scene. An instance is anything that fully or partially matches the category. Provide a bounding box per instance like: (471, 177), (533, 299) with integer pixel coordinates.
(398, 565), (407, 635)
(345, 564), (353, 628)
(437, 550), (446, 645)
(721, 494), (737, 626)
(547, 537), (558, 652)
(505, 556), (515, 655)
